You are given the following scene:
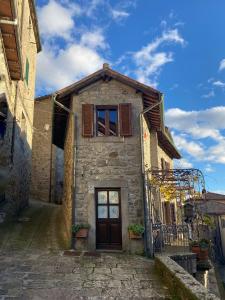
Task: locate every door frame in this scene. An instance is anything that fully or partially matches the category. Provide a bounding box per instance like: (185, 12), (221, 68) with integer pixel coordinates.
(86, 179), (129, 252)
(95, 188), (122, 250)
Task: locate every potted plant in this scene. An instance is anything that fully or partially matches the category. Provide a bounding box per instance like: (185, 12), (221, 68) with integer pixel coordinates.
(190, 240), (201, 257)
(128, 224), (144, 239)
(190, 239), (210, 261)
(72, 224), (90, 238)
(199, 239), (210, 261)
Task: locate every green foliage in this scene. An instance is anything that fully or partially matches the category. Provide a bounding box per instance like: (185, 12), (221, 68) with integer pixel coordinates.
(190, 239), (210, 249)
(202, 214), (215, 229)
(128, 224), (145, 235)
(72, 223), (90, 234)
(199, 238), (210, 249)
(189, 240), (199, 247)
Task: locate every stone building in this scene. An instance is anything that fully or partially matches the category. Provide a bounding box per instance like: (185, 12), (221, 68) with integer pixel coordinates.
(0, 0), (41, 220)
(32, 64), (181, 252)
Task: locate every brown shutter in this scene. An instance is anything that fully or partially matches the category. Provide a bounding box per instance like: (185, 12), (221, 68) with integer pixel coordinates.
(82, 104), (94, 137)
(161, 158), (165, 170)
(119, 103), (132, 136)
(165, 161), (170, 170)
(170, 203), (176, 224)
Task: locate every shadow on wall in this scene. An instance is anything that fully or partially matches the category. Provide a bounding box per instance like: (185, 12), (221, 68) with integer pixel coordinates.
(0, 94), (32, 221)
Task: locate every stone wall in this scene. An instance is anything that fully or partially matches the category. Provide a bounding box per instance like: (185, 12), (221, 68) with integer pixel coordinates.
(31, 99), (53, 202)
(70, 79), (144, 251)
(31, 98), (65, 204)
(62, 110), (74, 242)
(155, 254), (219, 300)
(0, 0), (39, 218)
(51, 145), (64, 204)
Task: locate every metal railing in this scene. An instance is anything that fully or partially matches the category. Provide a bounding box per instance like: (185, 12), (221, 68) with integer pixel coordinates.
(153, 223), (190, 253)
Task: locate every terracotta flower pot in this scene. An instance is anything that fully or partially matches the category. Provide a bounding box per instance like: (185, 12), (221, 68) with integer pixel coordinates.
(128, 230), (142, 239)
(199, 248), (209, 261)
(75, 228), (89, 238)
(191, 245), (201, 259)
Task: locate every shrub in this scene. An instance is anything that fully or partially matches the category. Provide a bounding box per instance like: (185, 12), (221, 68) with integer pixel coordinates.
(128, 224), (145, 235)
(72, 223), (90, 234)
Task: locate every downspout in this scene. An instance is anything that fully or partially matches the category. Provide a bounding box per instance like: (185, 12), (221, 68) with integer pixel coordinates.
(11, 82), (19, 162)
(71, 111), (76, 249)
(49, 93), (57, 202)
(140, 93), (163, 258)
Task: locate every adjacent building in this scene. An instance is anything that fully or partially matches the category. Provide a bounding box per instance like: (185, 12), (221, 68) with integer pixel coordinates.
(32, 64), (181, 252)
(0, 0), (41, 219)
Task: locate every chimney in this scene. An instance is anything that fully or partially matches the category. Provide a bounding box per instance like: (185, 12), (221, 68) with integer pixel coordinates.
(103, 63), (110, 69)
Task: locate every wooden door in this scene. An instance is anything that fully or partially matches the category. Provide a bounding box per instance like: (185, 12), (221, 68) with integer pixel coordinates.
(96, 189), (122, 250)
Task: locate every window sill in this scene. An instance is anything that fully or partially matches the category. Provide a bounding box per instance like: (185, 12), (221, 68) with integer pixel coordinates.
(88, 136), (125, 143)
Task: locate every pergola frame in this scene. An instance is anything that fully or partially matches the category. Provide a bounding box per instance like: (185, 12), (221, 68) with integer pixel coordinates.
(148, 168), (206, 204)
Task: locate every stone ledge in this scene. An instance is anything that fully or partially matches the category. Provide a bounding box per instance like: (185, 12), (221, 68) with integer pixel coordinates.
(155, 254), (220, 300)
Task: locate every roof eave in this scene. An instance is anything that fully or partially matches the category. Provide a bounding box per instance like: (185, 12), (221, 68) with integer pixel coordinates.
(28, 0), (41, 52)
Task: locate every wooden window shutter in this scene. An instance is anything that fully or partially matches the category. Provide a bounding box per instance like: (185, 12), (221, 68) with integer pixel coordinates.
(170, 203), (176, 224)
(165, 161), (170, 170)
(161, 158), (166, 170)
(82, 104), (94, 137)
(119, 103), (132, 137)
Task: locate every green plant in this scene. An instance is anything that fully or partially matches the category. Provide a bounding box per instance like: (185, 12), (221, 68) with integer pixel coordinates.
(202, 215), (215, 229)
(199, 238), (210, 249)
(189, 240), (199, 247)
(72, 223), (90, 234)
(189, 239), (210, 249)
(128, 224), (145, 235)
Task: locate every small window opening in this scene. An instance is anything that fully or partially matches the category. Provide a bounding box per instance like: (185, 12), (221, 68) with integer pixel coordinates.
(0, 102), (8, 139)
(21, 112), (26, 138)
(96, 106), (118, 136)
(25, 58), (29, 85)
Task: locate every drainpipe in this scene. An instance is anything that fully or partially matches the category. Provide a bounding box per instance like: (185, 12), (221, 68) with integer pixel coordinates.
(140, 94), (163, 258)
(49, 94), (57, 202)
(71, 112), (77, 249)
(11, 82), (19, 162)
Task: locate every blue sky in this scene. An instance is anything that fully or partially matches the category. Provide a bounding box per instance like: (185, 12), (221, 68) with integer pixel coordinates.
(36, 0), (225, 193)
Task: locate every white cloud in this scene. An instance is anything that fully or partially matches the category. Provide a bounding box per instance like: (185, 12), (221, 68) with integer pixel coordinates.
(38, 0), (79, 40)
(202, 90), (215, 98)
(174, 158), (193, 169)
(205, 164), (214, 173)
(85, 0), (105, 17)
(173, 134), (205, 158)
(37, 43), (104, 90)
(213, 80), (225, 88)
(81, 30), (107, 49)
(166, 106), (225, 165)
(133, 29), (185, 85)
(219, 58), (225, 71)
(211, 190), (225, 195)
(166, 107), (225, 139)
(111, 9), (130, 20)
(37, 1), (109, 92)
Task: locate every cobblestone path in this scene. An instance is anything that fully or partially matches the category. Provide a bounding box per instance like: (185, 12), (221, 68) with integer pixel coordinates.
(0, 201), (170, 299)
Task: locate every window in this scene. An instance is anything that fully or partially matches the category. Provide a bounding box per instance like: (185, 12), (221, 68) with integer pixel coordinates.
(0, 101), (8, 139)
(96, 106), (118, 136)
(21, 112), (26, 138)
(82, 103), (132, 138)
(25, 58), (29, 85)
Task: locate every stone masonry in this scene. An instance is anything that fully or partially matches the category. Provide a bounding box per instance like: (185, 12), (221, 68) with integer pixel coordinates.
(31, 67), (179, 252)
(69, 79), (144, 252)
(0, 0), (41, 219)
